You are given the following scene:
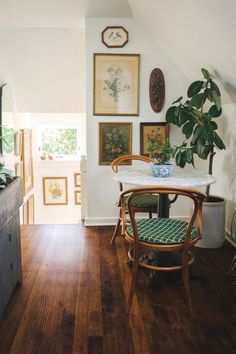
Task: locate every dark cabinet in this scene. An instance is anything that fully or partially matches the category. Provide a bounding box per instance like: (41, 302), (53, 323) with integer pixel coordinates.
(0, 177), (23, 320)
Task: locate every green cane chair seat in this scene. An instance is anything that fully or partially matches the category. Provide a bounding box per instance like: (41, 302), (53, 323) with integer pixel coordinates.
(127, 218), (198, 244)
(125, 194), (159, 209)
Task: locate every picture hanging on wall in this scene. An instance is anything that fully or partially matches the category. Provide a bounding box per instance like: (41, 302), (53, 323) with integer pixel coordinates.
(93, 53), (140, 116)
(74, 173), (81, 187)
(74, 190), (81, 205)
(99, 122), (132, 165)
(101, 26), (128, 48)
(43, 177), (68, 205)
(22, 129), (34, 195)
(140, 122), (169, 156)
(149, 68), (165, 113)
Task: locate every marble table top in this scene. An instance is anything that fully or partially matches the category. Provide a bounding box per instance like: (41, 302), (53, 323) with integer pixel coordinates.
(113, 167), (216, 188)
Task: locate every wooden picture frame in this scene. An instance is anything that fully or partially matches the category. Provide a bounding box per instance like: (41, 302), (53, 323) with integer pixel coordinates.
(74, 190), (81, 205)
(43, 177), (68, 205)
(93, 53), (140, 116)
(140, 122), (169, 156)
(74, 173), (81, 187)
(15, 161), (23, 178)
(14, 130), (22, 158)
(22, 129), (34, 195)
(101, 26), (128, 48)
(99, 122), (132, 165)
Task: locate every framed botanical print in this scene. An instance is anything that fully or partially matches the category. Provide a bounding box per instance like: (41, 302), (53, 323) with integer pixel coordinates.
(101, 26), (128, 48)
(140, 122), (169, 156)
(43, 177), (68, 205)
(22, 129), (34, 195)
(74, 173), (81, 187)
(74, 190), (81, 205)
(93, 53), (140, 116)
(99, 122), (132, 165)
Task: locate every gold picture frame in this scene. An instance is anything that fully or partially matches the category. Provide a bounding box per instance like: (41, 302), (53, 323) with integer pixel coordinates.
(14, 130), (23, 158)
(22, 129), (34, 195)
(43, 177), (68, 205)
(101, 26), (128, 48)
(99, 122), (132, 165)
(140, 122), (169, 156)
(74, 173), (81, 187)
(74, 190), (81, 205)
(93, 53), (140, 116)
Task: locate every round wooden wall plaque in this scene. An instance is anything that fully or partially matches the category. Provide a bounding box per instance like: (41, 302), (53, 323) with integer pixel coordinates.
(149, 68), (165, 113)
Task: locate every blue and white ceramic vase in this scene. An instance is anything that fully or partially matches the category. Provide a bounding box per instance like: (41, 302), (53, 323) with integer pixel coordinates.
(150, 162), (175, 177)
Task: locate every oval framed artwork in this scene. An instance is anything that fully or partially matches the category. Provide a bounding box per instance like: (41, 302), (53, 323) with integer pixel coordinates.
(149, 68), (165, 113)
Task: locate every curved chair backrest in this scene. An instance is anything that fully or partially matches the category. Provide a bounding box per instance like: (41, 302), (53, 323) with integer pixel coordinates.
(111, 154), (154, 174)
(120, 185), (205, 245)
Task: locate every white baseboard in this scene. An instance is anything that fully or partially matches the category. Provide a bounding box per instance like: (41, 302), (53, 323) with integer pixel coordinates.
(84, 215), (189, 227)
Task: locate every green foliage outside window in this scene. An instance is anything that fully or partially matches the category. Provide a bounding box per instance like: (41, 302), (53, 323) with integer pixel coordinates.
(41, 128), (78, 156)
(2, 127), (14, 155)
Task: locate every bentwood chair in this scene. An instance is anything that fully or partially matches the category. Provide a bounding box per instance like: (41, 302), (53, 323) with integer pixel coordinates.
(111, 154), (159, 244)
(120, 185), (205, 315)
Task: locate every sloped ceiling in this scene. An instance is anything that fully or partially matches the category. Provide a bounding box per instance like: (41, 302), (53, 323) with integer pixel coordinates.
(128, 0), (236, 103)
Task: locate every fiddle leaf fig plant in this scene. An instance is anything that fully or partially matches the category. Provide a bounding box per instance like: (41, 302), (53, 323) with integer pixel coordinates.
(165, 68), (226, 195)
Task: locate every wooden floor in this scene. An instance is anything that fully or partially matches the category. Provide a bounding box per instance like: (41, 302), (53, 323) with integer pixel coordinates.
(0, 225), (236, 354)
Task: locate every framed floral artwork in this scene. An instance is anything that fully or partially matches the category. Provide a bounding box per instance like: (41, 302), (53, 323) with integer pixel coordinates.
(43, 177), (68, 205)
(22, 129), (34, 195)
(99, 122), (132, 165)
(140, 122), (169, 156)
(101, 26), (128, 48)
(74, 173), (81, 187)
(93, 53), (140, 116)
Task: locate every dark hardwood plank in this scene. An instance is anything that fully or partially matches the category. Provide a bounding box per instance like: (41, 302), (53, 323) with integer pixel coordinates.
(0, 225), (236, 354)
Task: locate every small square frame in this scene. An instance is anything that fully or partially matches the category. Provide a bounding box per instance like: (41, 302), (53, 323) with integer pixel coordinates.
(74, 190), (81, 205)
(140, 122), (169, 156)
(74, 173), (81, 187)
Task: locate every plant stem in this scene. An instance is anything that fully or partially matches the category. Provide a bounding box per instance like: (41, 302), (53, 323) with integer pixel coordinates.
(206, 150), (216, 196)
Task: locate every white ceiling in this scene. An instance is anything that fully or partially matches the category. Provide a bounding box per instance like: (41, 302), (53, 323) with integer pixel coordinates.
(1, 0), (236, 103)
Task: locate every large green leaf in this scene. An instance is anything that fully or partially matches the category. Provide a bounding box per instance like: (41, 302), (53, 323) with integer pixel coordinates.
(178, 108), (189, 126)
(196, 139), (210, 159)
(172, 96), (183, 104)
(210, 81), (221, 96)
(209, 104), (222, 117)
(201, 68), (211, 80)
(187, 81), (204, 98)
(165, 106), (178, 123)
(210, 121), (218, 130)
(182, 121), (195, 138)
(191, 126), (204, 145)
(189, 93), (206, 109)
(211, 90), (221, 111)
(213, 131), (226, 150)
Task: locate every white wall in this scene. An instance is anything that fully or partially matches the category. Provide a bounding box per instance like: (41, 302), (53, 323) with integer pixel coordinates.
(85, 17), (191, 225)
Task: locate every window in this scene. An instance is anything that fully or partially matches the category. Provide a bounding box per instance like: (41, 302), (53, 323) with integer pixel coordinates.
(37, 126), (80, 160)
(2, 126), (14, 155)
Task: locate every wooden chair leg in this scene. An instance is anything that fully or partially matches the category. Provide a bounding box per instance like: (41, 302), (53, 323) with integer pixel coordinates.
(182, 263), (192, 316)
(111, 210), (122, 245)
(126, 245), (139, 313)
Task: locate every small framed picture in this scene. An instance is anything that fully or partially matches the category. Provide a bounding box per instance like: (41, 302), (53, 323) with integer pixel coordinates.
(22, 129), (34, 195)
(74, 190), (81, 205)
(93, 53), (140, 116)
(74, 173), (81, 187)
(15, 161), (23, 178)
(14, 130), (22, 157)
(99, 122), (132, 165)
(101, 26), (128, 48)
(140, 122), (169, 156)
(43, 177), (68, 205)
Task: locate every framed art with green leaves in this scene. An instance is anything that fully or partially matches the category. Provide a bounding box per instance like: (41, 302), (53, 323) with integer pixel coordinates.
(93, 53), (140, 116)
(140, 122), (169, 156)
(99, 122), (132, 165)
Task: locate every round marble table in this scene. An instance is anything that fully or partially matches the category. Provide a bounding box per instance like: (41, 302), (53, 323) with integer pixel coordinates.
(113, 167), (216, 217)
